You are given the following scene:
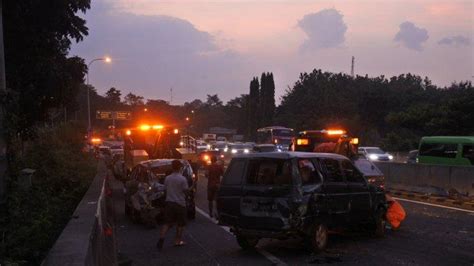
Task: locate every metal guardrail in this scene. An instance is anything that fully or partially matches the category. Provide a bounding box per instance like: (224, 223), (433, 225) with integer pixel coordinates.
(86, 175), (118, 266)
(44, 163), (118, 266)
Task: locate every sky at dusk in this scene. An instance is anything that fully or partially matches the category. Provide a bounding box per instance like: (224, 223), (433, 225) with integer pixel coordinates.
(71, 0), (474, 104)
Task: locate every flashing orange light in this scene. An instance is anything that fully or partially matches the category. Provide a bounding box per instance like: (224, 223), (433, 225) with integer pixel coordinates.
(91, 138), (101, 143)
(327, 129), (346, 135)
(274, 139), (278, 144)
(173, 129), (179, 134)
(140, 124), (151, 131)
(152, 125), (164, 130)
(350, 138), (359, 145)
(203, 155), (210, 161)
(125, 130), (132, 136)
(297, 138), (309, 145)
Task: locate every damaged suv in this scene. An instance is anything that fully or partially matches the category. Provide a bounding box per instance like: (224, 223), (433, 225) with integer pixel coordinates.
(216, 152), (387, 252)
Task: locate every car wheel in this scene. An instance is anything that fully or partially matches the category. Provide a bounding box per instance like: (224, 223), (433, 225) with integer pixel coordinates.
(236, 234), (259, 250)
(309, 223), (328, 253)
(374, 210), (386, 238)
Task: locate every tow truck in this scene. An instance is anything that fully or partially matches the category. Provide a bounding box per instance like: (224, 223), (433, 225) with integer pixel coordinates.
(120, 124), (203, 180)
(292, 129), (385, 188)
(122, 124), (181, 177)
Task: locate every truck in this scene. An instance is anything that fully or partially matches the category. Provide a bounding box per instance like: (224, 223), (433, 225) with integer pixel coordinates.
(291, 129), (385, 188)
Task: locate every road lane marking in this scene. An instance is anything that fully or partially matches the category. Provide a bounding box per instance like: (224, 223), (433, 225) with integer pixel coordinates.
(195, 207), (288, 266)
(393, 197), (474, 214)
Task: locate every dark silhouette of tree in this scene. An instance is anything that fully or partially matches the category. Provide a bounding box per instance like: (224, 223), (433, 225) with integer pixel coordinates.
(247, 77), (260, 140)
(124, 92), (144, 106)
(4, 0), (91, 139)
(104, 87), (122, 109)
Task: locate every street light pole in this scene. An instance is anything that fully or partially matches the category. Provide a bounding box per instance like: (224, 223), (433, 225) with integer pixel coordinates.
(86, 57), (111, 138)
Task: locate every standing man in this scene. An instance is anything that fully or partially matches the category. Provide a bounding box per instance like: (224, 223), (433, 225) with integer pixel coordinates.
(157, 160), (189, 250)
(207, 156), (224, 218)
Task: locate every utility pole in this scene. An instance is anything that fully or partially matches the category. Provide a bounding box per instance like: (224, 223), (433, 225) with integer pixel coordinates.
(169, 88), (173, 105)
(351, 56), (355, 77)
(0, 0), (7, 204)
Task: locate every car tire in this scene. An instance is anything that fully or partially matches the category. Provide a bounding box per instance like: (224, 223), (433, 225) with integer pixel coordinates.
(236, 234), (259, 250)
(309, 223), (328, 253)
(373, 210), (386, 238)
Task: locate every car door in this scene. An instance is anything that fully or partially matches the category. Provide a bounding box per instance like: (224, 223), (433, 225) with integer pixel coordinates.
(216, 159), (246, 226)
(239, 158), (293, 230)
(341, 159), (372, 223)
(319, 158), (350, 226)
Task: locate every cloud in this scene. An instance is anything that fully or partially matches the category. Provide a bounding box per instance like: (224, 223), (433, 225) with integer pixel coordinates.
(393, 21), (429, 51)
(71, 1), (249, 103)
(438, 35), (471, 46)
(297, 9), (347, 52)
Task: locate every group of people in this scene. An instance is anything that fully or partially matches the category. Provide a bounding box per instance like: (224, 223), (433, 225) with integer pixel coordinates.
(156, 156), (223, 250)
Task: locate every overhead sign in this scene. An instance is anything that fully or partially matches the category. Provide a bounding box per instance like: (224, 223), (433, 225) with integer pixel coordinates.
(115, 111), (132, 120)
(96, 111), (132, 120)
(96, 111), (113, 120)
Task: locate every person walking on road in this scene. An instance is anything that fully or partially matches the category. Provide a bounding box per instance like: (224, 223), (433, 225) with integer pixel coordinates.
(157, 160), (189, 250)
(206, 156), (224, 218)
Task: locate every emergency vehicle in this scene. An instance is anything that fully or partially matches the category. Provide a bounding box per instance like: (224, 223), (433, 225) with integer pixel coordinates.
(292, 129), (385, 188)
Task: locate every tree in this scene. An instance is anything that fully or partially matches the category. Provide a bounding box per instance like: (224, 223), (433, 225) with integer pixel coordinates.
(104, 87), (122, 108)
(260, 72), (276, 126)
(247, 77), (260, 139)
(124, 92), (144, 106)
(4, 0), (91, 138)
(205, 94), (223, 107)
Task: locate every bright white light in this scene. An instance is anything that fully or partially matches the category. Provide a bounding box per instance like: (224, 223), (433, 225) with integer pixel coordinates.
(369, 154), (378, 160)
(244, 149), (249, 153)
(224, 147), (228, 152)
(231, 149), (237, 154)
(388, 155), (394, 160)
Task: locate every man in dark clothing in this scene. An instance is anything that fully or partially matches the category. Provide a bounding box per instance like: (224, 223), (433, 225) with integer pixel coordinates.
(157, 160), (189, 250)
(207, 156), (224, 218)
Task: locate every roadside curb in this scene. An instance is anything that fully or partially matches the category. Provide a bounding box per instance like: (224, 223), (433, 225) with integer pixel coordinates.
(387, 189), (474, 211)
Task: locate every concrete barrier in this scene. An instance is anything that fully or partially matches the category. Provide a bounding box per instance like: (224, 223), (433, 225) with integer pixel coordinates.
(375, 162), (474, 197)
(43, 162), (117, 266)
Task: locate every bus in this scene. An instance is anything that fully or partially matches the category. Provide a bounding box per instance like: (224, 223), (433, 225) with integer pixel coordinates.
(418, 136), (474, 166)
(256, 126), (294, 150)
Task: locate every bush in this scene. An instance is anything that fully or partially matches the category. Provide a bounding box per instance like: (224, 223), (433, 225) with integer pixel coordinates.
(0, 122), (96, 265)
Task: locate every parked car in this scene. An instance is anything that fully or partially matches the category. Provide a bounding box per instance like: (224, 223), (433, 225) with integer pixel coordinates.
(125, 159), (196, 225)
(406, 150), (419, 164)
(217, 152), (387, 253)
(253, 144), (281, 153)
(358, 147), (393, 162)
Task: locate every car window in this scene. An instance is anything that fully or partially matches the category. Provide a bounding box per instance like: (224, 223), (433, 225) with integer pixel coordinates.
(419, 143), (458, 158)
(222, 159), (246, 185)
(246, 159), (292, 186)
(462, 145), (474, 164)
(298, 159), (321, 185)
(341, 160), (366, 183)
(320, 159), (344, 183)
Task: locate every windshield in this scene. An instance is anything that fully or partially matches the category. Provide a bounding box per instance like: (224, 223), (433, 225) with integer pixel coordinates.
(366, 148), (385, 154)
(231, 144), (252, 149)
(273, 129), (293, 137)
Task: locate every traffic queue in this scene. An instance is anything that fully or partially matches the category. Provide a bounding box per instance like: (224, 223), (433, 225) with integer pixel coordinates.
(86, 124), (406, 253)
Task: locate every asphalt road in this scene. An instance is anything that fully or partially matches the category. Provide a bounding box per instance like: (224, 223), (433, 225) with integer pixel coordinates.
(112, 170), (474, 266)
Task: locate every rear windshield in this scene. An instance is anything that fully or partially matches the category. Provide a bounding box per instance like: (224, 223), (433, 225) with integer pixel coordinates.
(246, 159), (292, 185)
